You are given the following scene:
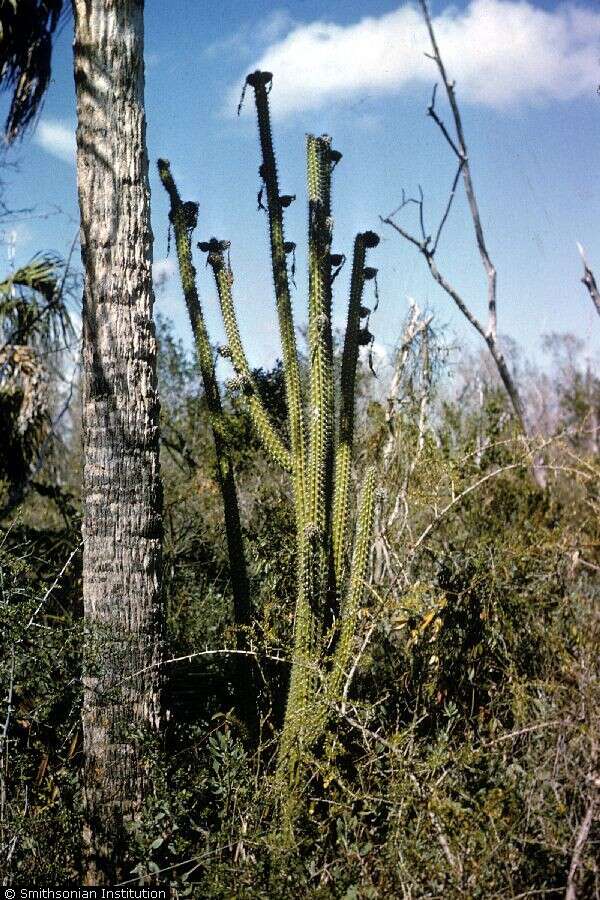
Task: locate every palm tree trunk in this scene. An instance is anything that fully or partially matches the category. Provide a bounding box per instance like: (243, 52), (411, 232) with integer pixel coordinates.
(72, 0), (162, 881)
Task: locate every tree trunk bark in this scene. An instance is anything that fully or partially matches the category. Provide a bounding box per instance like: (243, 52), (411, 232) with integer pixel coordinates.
(72, 0), (162, 882)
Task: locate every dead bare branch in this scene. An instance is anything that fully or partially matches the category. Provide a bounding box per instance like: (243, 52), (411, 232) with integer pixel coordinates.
(432, 159), (464, 255)
(427, 83), (463, 163)
(381, 0), (545, 487)
(577, 243), (600, 318)
(565, 790), (597, 900)
(418, 0), (498, 339)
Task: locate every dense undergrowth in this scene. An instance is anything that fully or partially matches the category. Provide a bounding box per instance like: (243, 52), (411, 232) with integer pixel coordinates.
(1, 320), (599, 897)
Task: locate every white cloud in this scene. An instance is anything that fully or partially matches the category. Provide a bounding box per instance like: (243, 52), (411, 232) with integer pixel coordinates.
(228, 0), (600, 116)
(206, 8), (295, 59)
(35, 119), (76, 163)
(256, 9), (295, 45)
(152, 257), (176, 290)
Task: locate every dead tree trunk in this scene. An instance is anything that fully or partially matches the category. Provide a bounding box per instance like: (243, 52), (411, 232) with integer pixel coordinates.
(72, 0), (162, 881)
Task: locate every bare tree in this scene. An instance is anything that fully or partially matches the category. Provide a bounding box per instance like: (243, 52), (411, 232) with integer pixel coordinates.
(72, 0), (162, 881)
(381, 0), (544, 487)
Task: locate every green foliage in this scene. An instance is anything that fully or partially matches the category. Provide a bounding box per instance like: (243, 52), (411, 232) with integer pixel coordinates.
(3, 324), (599, 892)
(0, 542), (82, 883)
(0, 0), (64, 142)
(0, 252), (75, 515)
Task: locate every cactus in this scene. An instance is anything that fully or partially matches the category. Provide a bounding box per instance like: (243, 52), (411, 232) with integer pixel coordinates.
(159, 71), (380, 824)
(200, 237), (292, 473)
(157, 160), (251, 632)
(157, 161), (261, 728)
(333, 231), (379, 583)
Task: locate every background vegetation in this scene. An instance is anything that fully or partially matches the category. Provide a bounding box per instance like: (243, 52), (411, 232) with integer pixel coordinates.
(1, 305), (598, 895)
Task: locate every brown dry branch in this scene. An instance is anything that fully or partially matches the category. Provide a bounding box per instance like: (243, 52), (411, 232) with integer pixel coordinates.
(565, 791), (596, 900)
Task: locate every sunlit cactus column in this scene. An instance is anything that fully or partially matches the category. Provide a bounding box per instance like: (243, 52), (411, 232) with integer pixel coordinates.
(160, 70), (382, 829)
(238, 73), (381, 811)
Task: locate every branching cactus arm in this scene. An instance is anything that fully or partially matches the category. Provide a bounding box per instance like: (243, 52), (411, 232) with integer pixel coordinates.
(306, 135), (335, 582)
(245, 71), (308, 525)
(276, 136), (338, 782)
(197, 239), (292, 473)
(328, 466), (377, 702)
(332, 231), (379, 584)
(157, 158), (251, 630)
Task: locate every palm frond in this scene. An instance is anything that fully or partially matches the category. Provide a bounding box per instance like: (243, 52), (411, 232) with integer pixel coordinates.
(0, 0), (65, 143)
(0, 253), (74, 350)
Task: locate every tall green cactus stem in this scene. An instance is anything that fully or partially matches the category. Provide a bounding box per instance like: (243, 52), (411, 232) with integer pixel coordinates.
(276, 137), (338, 778)
(327, 466), (377, 703)
(293, 466), (377, 762)
(332, 231), (380, 585)
(245, 73), (324, 785)
(161, 74), (381, 825)
(245, 72), (307, 526)
(306, 135), (336, 669)
(307, 135), (335, 540)
(200, 241), (292, 473)
(157, 159), (251, 632)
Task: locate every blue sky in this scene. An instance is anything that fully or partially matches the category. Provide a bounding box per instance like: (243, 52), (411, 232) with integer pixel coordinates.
(2, 0), (600, 371)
